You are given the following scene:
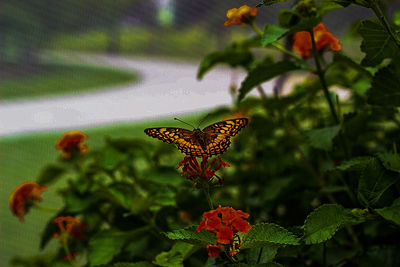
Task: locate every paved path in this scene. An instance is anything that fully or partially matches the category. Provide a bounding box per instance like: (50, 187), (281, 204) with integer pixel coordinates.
(0, 54), (275, 136)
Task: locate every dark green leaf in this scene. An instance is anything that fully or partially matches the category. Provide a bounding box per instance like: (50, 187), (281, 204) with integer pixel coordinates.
(238, 61), (299, 102)
(88, 230), (127, 267)
(377, 152), (400, 173)
(305, 125), (341, 151)
(356, 245), (400, 267)
(319, 1), (346, 15)
(359, 20), (399, 66)
(242, 223), (300, 248)
(261, 24), (289, 46)
(153, 242), (194, 267)
(246, 246), (278, 265)
(256, 0), (290, 7)
(164, 226), (216, 245)
(197, 50), (253, 79)
(367, 63), (400, 107)
(278, 9), (320, 32)
(358, 157), (399, 207)
(36, 164), (66, 185)
(336, 156), (372, 171)
(303, 204), (359, 244)
(375, 197), (400, 225)
(394, 9), (400, 26)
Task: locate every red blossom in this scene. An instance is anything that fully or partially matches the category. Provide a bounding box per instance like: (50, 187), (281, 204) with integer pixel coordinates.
(176, 156), (230, 182)
(9, 182), (47, 221)
(292, 23), (341, 58)
(56, 131), (88, 159)
(53, 216), (86, 239)
(206, 244), (222, 257)
(197, 205), (251, 257)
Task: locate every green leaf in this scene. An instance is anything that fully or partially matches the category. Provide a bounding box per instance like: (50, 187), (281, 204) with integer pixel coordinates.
(375, 197), (400, 225)
(367, 63), (400, 107)
(197, 50), (253, 79)
(88, 230), (127, 267)
(278, 9), (320, 31)
(359, 20), (399, 66)
(246, 246), (278, 265)
(304, 125), (341, 151)
(98, 146), (125, 171)
(164, 226), (216, 245)
(242, 223), (300, 249)
(318, 0), (346, 15)
(358, 157), (399, 207)
(336, 156), (372, 171)
(256, 0), (290, 7)
(153, 242), (194, 267)
(303, 204), (357, 244)
(97, 262), (154, 267)
(261, 24), (289, 46)
(394, 9), (400, 26)
(377, 152), (400, 173)
(36, 164), (66, 185)
(238, 60), (299, 102)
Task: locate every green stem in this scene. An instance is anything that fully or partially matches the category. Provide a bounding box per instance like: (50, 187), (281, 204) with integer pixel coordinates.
(309, 30), (339, 124)
(33, 202), (59, 213)
(61, 234), (79, 267)
(203, 186), (214, 209)
(249, 21), (315, 71)
(370, 1), (400, 48)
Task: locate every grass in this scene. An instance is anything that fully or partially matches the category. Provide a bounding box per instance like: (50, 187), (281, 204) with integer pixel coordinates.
(0, 63), (138, 101)
(0, 112), (207, 267)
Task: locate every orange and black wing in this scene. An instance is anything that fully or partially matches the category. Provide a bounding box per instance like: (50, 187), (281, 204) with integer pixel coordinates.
(198, 118), (249, 156)
(144, 127), (207, 157)
(144, 127), (192, 144)
(202, 118), (249, 136)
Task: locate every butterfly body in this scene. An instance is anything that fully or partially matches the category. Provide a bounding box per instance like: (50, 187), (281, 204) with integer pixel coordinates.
(144, 118), (248, 157)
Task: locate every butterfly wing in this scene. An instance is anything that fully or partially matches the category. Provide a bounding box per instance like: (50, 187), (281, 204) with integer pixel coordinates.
(144, 127), (208, 157)
(144, 127), (192, 144)
(202, 118), (249, 136)
(200, 118), (249, 156)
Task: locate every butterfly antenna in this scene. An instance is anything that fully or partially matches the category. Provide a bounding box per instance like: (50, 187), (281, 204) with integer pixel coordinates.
(174, 118), (196, 128)
(197, 113), (210, 128)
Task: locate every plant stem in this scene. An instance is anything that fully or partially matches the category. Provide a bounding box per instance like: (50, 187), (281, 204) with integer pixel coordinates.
(249, 21), (315, 71)
(203, 186), (214, 209)
(33, 202), (59, 213)
(309, 30), (339, 124)
(370, 1), (400, 48)
(61, 234), (79, 267)
(257, 85), (267, 99)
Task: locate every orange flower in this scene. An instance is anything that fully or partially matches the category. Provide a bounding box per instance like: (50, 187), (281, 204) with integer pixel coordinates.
(9, 182), (47, 221)
(292, 23), (341, 58)
(197, 205), (251, 257)
(224, 5), (258, 26)
(56, 131), (88, 159)
(53, 216), (86, 238)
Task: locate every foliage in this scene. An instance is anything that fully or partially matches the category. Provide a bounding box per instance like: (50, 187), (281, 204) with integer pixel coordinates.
(9, 0), (400, 266)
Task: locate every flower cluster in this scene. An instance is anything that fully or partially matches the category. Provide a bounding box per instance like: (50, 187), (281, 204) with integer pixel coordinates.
(9, 182), (47, 221)
(224, 5), (258, 26)
(53, 216), (86, 239)
(56, 130), (88, 159)
(197, 205), (251, 257)
(176, 156), (230, 183)
(292, 23), (341, 58)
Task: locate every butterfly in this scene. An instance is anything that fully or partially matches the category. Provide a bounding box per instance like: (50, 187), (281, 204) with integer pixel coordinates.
(144, 118), (249, 157)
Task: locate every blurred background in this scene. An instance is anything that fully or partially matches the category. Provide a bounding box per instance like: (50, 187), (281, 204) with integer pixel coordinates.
(0, 0), (385, 266)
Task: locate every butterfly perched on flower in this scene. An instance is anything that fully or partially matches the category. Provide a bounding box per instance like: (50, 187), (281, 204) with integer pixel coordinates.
(144, 118), (249, 157)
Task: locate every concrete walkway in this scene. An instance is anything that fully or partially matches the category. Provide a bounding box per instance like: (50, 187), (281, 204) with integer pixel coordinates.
(0, 54), (275, 136)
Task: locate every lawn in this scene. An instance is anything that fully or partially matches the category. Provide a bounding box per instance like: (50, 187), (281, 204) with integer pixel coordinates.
(0, 63), (138, 101)
(0, 112), (206, 267)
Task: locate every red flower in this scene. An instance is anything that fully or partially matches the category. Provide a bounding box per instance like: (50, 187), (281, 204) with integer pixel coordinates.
(224, 5), (258, 26)
(56, 131), (88, 159)
(9, 182), (47, 221)
(206, 244), (222, 257)
(197, 205), (251, 257)
(53, 216), (86, 239)
(177, 156), (230, 182)
(292, 23), (341, 58)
